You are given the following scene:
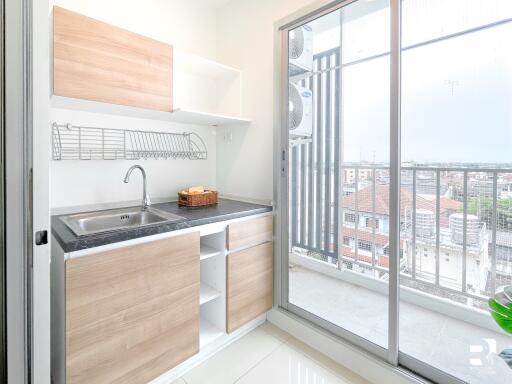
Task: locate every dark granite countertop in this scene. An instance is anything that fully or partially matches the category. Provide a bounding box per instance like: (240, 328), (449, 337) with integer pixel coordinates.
(51, 199), (272, 253)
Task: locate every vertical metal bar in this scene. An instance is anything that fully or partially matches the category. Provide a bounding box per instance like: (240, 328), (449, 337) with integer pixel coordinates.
(291, 146), (298, 246)
(354, 168), (359, 262)
(388, 0), (401, 366)
(324, 55), (332, 254)
(411, 169), (417, 279)
(300, 144), (306, 246)
(315, 58), (323, 250)
(339, 165), (345, 271)
(435, 170), (441, 286)
(308, 59), (315, 249)
(123, 130), (127, 160)
(78, 127), (82, 160)
(333, 51), (340, 257)
(462, 172), (468, 293)
(337, 16), (344, 271)
(308, 140), (314, 248)
(372, 168), (377, 268)
(307, 64), (314, 248)
(491, 172), (498, 296)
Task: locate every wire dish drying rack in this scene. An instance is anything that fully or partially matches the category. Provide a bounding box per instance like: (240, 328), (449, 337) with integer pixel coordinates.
(52, 122), (207, 160)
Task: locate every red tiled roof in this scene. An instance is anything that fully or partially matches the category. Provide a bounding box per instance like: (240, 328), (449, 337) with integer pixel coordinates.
(340, 227), (405, 248)
(342, 185), (461, 216)
(439, 197), (463, 211)
(342, 227), (389, 246)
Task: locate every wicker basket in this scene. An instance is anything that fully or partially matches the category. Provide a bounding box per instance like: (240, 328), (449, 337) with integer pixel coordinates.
(178, 190), (218, 207)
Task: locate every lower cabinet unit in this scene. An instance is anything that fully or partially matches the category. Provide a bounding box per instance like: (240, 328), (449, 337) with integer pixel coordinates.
(65, 232), (200, 384)
(227, 241), (273, 333)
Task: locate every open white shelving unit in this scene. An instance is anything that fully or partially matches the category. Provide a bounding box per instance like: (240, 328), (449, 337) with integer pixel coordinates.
(200, 243), (222, 261)
(198, 230), (226, 349)
(200, 282), (221, 305)
(172, 49), (250, 127)
(173, 49), (240, 80)
(51, 50), (251, 127)
(171, 108), (251, 126)
(199, 318), (225, 349)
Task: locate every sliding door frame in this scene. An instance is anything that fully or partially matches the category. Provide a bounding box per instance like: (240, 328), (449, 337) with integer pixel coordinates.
(5, 0), (33, 382)
(276, 0), (393, 365)
(388, 0), (401, 368)
(274, 1), (467, 383)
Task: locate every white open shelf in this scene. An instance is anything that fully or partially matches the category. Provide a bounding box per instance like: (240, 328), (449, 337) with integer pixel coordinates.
(174, 49), (240, 80)
(198, 229), (226, 350)
(200, 317), (224, 349)
(200, 244), (222, 261)
(171, 108), (251, 126)
(51, 96), (251, 127)
(200, 282), (221, 305)
(172, 49), (248, 127)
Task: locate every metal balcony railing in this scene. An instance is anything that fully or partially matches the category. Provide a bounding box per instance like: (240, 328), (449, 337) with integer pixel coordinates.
(290, 163), (512, 307)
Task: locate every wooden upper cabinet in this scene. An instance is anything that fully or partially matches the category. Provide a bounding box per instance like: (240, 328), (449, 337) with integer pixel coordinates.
(227, 215), (273, 250)
(53, 6), (173, 111)
(65, 232), (199, 384)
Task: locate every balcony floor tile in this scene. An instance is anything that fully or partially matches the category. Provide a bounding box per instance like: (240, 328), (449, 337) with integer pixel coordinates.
(289, 264), (512, 384)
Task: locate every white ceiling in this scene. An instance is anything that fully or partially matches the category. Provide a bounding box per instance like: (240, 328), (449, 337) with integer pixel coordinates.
(202, 0), (232, 8)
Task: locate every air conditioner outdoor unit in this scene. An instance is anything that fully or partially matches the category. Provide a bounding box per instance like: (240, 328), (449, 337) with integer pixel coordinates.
(289, 24), (313, 76)
(289, 83), (313, 138)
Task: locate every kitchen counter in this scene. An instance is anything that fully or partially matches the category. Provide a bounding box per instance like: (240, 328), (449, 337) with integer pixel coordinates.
(51, 198), (272, 252)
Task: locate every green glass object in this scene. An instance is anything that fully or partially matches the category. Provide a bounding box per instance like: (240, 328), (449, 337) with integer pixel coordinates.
(489, 291), (512, 334)
(489, 302), (512, 333)
(489, 288), (512, 369)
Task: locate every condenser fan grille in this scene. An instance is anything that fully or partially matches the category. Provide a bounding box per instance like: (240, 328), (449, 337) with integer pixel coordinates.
(289, 27), (304, 60)
(289, 84), (303, 130)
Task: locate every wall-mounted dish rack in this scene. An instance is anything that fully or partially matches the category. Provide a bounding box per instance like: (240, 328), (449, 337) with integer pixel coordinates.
(52, 122), (207, 161)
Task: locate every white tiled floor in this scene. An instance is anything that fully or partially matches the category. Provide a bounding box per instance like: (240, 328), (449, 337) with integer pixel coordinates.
(289, 265), (512, 384)
(174, 322), (370, 384)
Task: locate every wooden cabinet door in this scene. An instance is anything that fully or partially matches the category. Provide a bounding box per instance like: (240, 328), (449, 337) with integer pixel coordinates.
(65, 232), (200, 384)
(53, 6), (173, 112)
(227, 242), (273, 333)
(227, 215), (273, 250)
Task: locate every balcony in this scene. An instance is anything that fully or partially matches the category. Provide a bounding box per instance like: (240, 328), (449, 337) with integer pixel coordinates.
(289, 164), (512, 384)
(289, 255), (512, 384)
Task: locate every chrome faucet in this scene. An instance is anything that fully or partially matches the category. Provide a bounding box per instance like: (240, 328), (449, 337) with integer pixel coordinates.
(123, 165), (151, 210)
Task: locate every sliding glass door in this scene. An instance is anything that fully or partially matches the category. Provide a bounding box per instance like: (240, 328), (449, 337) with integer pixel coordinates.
(279, 1), (512, 383)
(399, 1), (512, 383)
(285, 0), (391, 357)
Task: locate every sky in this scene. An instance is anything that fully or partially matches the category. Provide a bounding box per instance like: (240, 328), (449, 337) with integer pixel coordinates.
(302, 0), (512, 164)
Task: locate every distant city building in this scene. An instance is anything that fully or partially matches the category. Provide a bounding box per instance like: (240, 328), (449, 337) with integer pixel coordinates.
(339, 184), (490, 293)
(470, 180), (494, 198)
(494, 231), (512, 288)
(499, 183), (512, 199)
(344, 168), (373, 184)
(409, 225), (488, 293)
(401, 172), (449, 196)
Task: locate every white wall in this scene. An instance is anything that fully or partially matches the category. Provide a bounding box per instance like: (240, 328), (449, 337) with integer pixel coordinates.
(49, 0), (219, 209)
(50, 109), (217, 209)
(215, 0), (318, 203)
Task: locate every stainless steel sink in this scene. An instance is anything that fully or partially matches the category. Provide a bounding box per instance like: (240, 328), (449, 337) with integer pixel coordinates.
(60, 207), (185, 237)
